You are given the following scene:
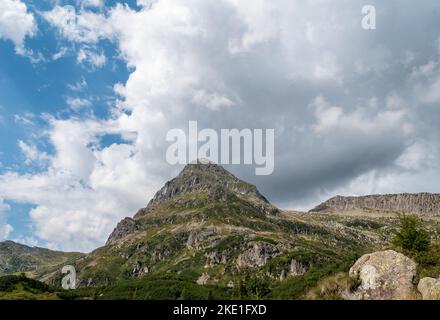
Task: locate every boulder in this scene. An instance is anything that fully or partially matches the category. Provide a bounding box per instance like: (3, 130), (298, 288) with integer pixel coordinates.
(349, 250), (417, 300)
(418, 277), (440, 300)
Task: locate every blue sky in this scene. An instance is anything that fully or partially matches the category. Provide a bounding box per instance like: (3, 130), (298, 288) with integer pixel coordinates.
(1, 0), (440, 252)
(0, 0), (132, 247)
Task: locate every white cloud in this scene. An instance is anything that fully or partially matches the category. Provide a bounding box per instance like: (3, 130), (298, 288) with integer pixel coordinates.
(81, 0), (105, 9)
(66, 97), (92, 111)
(11, 236), (39, 247)
(0, 116), (162, 251)
(0, 198), (13, 241)
(43, 5), (112, 43)
(77, 47), (106, 68)
(192, 90), (235, 111)
(418, 76), (440, 104)
(311, 95), (409, 135)
(52, 47), (68, 60)
(67, 78), (88, 91)
(14, 113), (35, 126)
(0, 0), (37, 55)
(18, 140), (50, 166)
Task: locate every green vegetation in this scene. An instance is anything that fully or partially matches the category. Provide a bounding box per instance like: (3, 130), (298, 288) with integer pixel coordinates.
(414, 241), (440, 279)
(392, 214), (430, 253)
(235, 274), (271, 299)
(267, 253), (360, 299)
(0, 274), (59, 300)
(0, 240), (84, 277)
(305, 272), (361, 300)
(345, 219), (384, 230)
(3, 165), (440, 301)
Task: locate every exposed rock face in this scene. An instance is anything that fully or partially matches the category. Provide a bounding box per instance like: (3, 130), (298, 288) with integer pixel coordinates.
(106, 218), (138, 245)
(106, 163), (280, 250)
(311, 193), (440, 216)
(236, 242), (281, 268)
(205, 251), (228, 266)
(349, 250), (417, 300)
(418, 277), (440, 300)
(288, 259), (307, 277)
(278, 259), (307, 281)
(197, 273), (210, 285)
(186, 229), (219, 249)
(145, 162), (279, 216)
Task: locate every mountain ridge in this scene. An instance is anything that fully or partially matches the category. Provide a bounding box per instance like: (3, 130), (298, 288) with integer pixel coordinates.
(51, 163), (389, 293)
(2, 164), (440, 300)
(0, 240), (83, 277)
(310, 193), (440, 216)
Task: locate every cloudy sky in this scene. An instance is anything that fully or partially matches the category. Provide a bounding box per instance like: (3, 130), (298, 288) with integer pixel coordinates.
(0, 0), (440, 252)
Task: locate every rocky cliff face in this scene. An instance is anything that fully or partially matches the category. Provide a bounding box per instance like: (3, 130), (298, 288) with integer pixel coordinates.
(144, 163), (279, 216)
(106, 217), (139, 246)
(310, 193), (440, 216)
(106, 163), (279, 246)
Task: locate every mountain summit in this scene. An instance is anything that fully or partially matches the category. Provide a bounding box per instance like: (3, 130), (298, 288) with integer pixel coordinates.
(107, 163), (278, 245)
(146, 162), (278, 213)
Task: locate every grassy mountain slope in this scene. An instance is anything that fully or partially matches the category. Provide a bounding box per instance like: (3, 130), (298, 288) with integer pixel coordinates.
(0, 240), (83, 278)
(6, 163), (439, 299)
(40, 163), (413, 299)
(0, 274), (60, 300)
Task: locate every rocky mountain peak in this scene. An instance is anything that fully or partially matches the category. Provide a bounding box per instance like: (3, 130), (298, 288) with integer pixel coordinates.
(106, 163), (279, 245)
(147, 162), (276, 213)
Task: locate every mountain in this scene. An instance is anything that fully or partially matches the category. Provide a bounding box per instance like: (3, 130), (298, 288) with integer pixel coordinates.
(0, 240), (83, 277)
(310, 193), (440, 216)
(7, 163), (440, 299)
(40, 162), (404, 299)
(106, 162), (279, 245)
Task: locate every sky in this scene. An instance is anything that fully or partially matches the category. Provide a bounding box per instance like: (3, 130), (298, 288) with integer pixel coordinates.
(0, 0), (440, 252)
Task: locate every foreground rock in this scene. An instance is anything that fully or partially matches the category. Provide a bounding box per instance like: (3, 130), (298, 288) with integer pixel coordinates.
(418, 277), (440, 300)
(349, 250), (417, 300)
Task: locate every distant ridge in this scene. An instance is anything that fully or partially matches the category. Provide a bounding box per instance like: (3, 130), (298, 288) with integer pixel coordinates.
(0, 240), (83, 276)
(310, 193), (440, 216)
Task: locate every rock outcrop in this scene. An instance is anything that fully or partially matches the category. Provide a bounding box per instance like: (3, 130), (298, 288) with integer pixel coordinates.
(186, 229), (219, 249)
(144, 162), (279, 216)
(418, 277), (440, 300)
(236, 242), (281, 268)
(197, 273), (210, 285)
(311, 193), (440, 216)
(349, 250), (417, 300)
(106, 217), (138, 245)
